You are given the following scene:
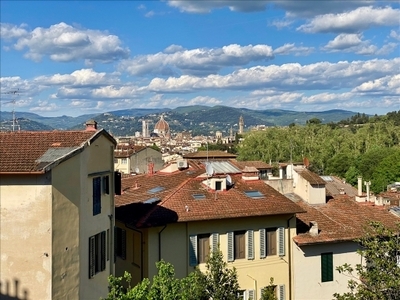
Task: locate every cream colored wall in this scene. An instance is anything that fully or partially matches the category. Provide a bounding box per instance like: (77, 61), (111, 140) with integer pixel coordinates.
(143, 215), (295, 300)
(293, 241), (360, 300)
(0, 174), (53, 300)
(115, 157), (130, 174)
(265, 179), (294, 194)
(293, 174), (309, 202)
(308, 185), (326, 205)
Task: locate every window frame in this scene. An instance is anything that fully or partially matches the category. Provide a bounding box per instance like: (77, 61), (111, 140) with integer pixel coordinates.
(115, 227), (126, 260)
(234, 230), (246, 260)
(89, 231), (106, 278)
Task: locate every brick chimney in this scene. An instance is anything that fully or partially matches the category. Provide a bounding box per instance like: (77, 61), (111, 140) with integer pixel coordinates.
(85, 119), (98, 131)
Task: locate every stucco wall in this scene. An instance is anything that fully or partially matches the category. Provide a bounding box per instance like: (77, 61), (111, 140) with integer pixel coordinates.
(0, 174), (53, 300)
(293, 241), (361, 300)
(120, 215), (296, 300)
(265, 179), (294, 195)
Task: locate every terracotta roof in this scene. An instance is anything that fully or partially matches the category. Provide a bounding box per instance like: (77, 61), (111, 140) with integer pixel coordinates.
(183, 151), (237, 159)
(295, 167), (326, 185)
(154, 115), (169, 131)
(116, 171), (305, 228)
(232, 160), (275, 169)
(114, 145), (147, 158)
(294, 195), (400, 246)
(323, 175), (358, 197)
(0, 129), (114, 173)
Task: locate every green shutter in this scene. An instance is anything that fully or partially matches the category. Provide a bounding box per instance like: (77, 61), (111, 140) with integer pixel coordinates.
(227, 232), (234, 262)
(321, 252), (333, 282)
(189, 235), (198, 266)
(247, 230), (254, 260)
(260, 229), (266, 258)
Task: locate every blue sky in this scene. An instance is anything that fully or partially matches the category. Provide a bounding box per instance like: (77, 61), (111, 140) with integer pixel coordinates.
(1, 1), (399, 117)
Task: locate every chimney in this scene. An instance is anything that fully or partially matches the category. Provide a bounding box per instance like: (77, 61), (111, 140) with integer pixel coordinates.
(309, 221), (319, 236)
(85, 119), (98, 131)
(358, 177), (362, 196)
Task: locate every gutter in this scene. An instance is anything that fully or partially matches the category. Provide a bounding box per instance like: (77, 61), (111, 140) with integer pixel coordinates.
(158, 225), (167, 261)
(0, 171), (45, 175)
(126, 224), (144, 281)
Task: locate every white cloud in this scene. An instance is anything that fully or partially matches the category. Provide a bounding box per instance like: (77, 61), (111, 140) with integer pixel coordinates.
(167, 0), (269, 13)
(0, 23), (29, 39)
(10, 22), (129, 63)
(298, 6), (400, 33)
(353, 74), (400, 95)
(187, 96), (222, 105)
(323, 34), (363, 50)
(29, 101), (59, 112)
(119, 44), (274, 76)
(390, 30), (400, 41)
(273, 43), (314, 56)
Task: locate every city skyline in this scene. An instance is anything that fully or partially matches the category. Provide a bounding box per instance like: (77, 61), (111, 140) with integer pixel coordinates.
(1, 1), (399, 117)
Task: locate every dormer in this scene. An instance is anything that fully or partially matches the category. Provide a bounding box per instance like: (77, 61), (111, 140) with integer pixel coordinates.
(242, 166), (260, 181)
(202, 176), (227, 191)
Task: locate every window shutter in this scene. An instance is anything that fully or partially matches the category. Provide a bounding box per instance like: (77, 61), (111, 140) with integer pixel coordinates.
(103, 176), (109, 194)
(260, 228), (266, 258)
(93, 177), (101, 215)
(89, 236), (95, 278)
(211, 232), (219, 252)
(227, 231), (234, 262)
(278, 284), (285, 300)
(248, 289), (255, 300)
(121, 229), (126, 260)
(278, 227), (285, 256)
(247, 230), (254, 260)
(189, 235), (198, 266)
(321, 253), (333, 282)
(101, 231), (106, 271)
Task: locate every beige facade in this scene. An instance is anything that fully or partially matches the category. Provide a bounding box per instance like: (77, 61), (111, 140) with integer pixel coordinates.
(116, 214), (296, 300)
(114, 147), (163, 175)
(0, 132), (116, 300)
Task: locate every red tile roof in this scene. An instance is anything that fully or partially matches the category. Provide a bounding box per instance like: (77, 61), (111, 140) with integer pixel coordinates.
(295, 167), (326, 185)
(115, 171), (305, 228)
(183, 151), (237, 159)
(114, 145), (147, 158)
(0, 129), (114, 173)
(294, 195), (400, 246)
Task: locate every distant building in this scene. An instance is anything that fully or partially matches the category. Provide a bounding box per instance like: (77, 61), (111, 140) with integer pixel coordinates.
(239, 115), (244, 134)
(154, 115), (170, 138)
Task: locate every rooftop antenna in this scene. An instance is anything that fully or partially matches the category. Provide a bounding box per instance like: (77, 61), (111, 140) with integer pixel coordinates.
(1, 89), (21, 131)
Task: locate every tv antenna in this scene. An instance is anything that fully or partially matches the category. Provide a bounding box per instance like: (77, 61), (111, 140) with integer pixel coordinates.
(1, 89), (21, 131)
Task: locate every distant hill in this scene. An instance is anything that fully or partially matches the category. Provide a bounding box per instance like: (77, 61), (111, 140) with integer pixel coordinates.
(0, 106), (360, 136)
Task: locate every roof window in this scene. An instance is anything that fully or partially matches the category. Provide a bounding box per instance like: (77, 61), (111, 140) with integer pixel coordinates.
(244, 190), (264, 199)
(148, 186), (165, 194)
(192, 194), (206, 200)
(143, 197), (161, 204)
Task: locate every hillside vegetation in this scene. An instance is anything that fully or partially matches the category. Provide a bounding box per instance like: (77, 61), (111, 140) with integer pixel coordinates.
(237, 111), (400, 194)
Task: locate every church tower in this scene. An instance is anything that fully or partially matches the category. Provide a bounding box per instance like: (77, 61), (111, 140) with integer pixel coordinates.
(239, 115), (244, 134)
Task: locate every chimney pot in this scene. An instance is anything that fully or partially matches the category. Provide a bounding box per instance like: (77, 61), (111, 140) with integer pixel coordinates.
(85, 119), (98, 131)
(309, 221), (319, 236)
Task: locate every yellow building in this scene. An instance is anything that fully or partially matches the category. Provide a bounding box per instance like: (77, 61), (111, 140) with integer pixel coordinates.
(0, 121), (116, 300)
(115, 160), (304, 299)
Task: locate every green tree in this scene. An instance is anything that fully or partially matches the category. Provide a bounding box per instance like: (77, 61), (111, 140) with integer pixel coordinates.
(203, 249), (240, 300)
(371, 148), (400, 193)
(260, 277), (278, 300)
(334, 222), (400, 300)
(148, 260), (181, 300)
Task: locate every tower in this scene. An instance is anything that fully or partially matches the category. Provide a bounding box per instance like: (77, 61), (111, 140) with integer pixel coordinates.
(239, 115), (244, 134)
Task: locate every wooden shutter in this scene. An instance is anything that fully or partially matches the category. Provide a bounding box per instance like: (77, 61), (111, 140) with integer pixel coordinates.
(278, 227), (285, 256)
(248, 289), (255, 300)
(211, 232), (219, 252)
(260, 228), (266, 258)
(321, 253), (333, 282)
(93, 177), (101, 215)
(103, 176), (109, 194)
(227, 231), (234, 262)
(247, 230), (254, 260)
(89, 236), (95, 278)
(121, 229), (126, 260)
(189, 235), (198, 266)
(278, 284), (285, 300)
(101, 231), (106, 271)
(267, 229), (277, 256)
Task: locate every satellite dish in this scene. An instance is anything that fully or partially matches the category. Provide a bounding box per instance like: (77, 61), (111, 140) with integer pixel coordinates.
(226, 175), (232, 186)
(206, 163), (214, 176)
(135, 167), (140, 174)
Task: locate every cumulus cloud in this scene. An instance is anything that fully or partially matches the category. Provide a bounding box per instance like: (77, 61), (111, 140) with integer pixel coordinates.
(8, 22), (129, 63)
(167, 0), (269, 13)
(146, 58), (400, 93)
(298, 6), (400, 33)
(187, 96), (222, 105)
(273, 43), (314, 56)
(323, 34), (363, 50)
(389, 30), (400, 41)
(353, 74), (400, 95)
(0, 23), (29, 39)
(119, 44), (274, 76)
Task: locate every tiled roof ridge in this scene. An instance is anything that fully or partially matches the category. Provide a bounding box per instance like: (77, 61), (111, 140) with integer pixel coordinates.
(136, 177), (196, 227)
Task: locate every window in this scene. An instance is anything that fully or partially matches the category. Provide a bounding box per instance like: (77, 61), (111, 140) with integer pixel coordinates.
(93, 177), (101, 215)
(227, 230), (254, 261)
(260, 227), (285, 258)
(237, 290), (255, 300)
(198, 234), (210, 263)
(189, 233), (219, 266)
(261, 285), (285, 300)
(244, 190), (264, 198)
(215, 181), (222, 191)
(89, 231), (106, 278)
(121, 158), (127, 164)
(102, 176), (109, 194)
(115, 227), (126, 260)
(321, 252), (333, 282)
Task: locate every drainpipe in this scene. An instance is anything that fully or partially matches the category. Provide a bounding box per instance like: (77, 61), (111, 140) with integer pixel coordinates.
(247, 274), (257, 299)
(287, 215), (295, 300)
(158, 225), (167, 261)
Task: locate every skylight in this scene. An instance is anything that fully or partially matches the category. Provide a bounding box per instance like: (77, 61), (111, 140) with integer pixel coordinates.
(390, 206), (400, 217)
(244, 190), (264, 198)
(192, 194), (206, 200)
(320, 176), (333, 182)
(143, 197), (161, 204)
(148, 186), (165, 194)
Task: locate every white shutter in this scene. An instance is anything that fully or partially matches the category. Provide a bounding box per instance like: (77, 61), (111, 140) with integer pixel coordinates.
(211, 232), (219, 252)
(278, 284), (286, 300)
(278, 227), (285, 256)
(189, 235), (198, 266)
(247, 289), (255, 300)
(247, 230), (254, 260)
(259, 228), (266, 258)
(227, 231), (234, 262)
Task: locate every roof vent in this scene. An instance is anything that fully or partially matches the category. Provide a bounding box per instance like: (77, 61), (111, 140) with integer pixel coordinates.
(309, 221), (319, 236)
